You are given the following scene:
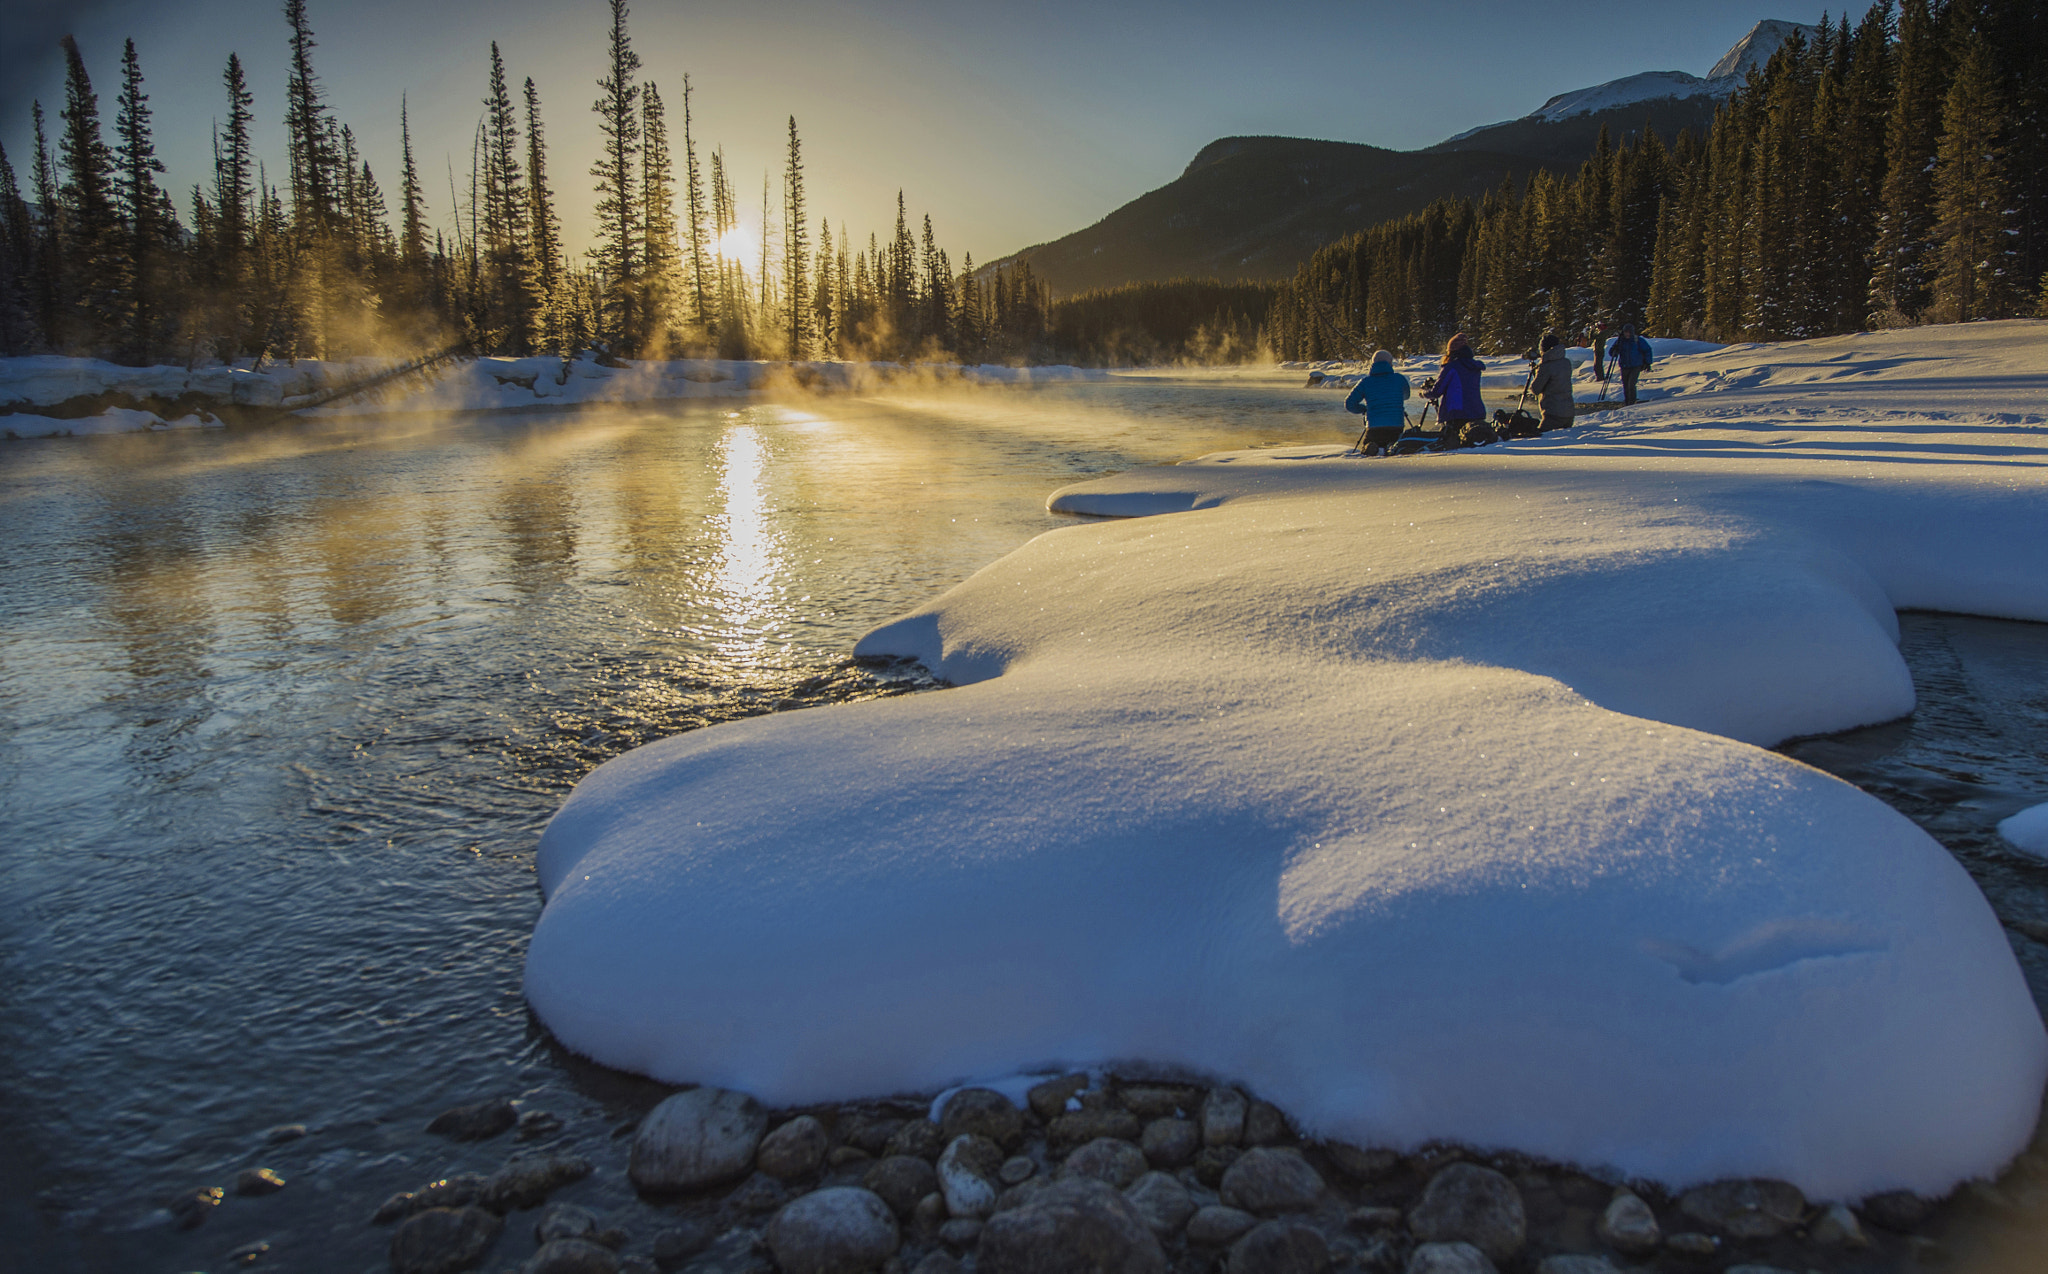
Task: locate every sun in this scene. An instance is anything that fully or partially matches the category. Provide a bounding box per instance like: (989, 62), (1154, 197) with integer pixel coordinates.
(715, 225), (758, 269)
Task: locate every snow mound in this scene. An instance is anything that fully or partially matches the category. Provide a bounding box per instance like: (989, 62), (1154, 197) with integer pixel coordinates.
(2003, 804), (2048, 857)
(526, 322), (2048, 1200)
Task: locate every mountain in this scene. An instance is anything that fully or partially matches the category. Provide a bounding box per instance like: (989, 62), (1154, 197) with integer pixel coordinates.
(996, 20), (1816, 298)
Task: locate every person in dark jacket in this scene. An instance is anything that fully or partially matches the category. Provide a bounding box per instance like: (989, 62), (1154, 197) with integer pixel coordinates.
(1610, 324), (1653, 404)
(1588, 320), (1612, 383)
(1424, 332), (1485, 447)
(1344, 349), (1412, 456)
(1528, 331), (1575, 430)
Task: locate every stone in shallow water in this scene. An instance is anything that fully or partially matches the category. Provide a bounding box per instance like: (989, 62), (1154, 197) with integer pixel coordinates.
(1220, 1147), (1325, 1214)
(976, 1177), (1166, 1274)
(427, 1100), (517, 1142)
(235, 1167), (286, 1196)
(863, 1155), (938, 1218)
(1408, 1163), (1526, 1263)
(1228, 1219), (1330, 1274)
(1676, 1179), (1805, 1239)
(1063, 1136), (1147, 1188)
(629, 1088), (766, 1193)
(390, 1206), (503, 1274)
(521, 1237), (620, 1274)
(1405, 1241), (1497, 1274)
(650, 1221), (711, 1268)
(939, 1088), (1024, 1150)
(757, 1115), (830, 1180)
(484, 1155), (592, 1212)
(1594, 1190), (1658, 1255)
(169, 1187), (223, 1231)
(535, 1203), (598, 1243)
(765, 1187), (900, 1274)
(517, 1110), (565, 1141)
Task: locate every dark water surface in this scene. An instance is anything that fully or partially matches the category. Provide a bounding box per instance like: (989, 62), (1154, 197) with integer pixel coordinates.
(2, 374), (2044, 1272)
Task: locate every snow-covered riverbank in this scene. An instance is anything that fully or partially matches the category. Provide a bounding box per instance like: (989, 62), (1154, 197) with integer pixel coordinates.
(528, 320), (2048, 1202)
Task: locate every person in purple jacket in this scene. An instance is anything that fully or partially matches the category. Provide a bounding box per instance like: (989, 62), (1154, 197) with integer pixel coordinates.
(1424, 332), (1486, 447)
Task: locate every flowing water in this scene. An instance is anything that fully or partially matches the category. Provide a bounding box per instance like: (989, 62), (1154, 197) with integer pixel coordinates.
(0, 371), (2043, 1273)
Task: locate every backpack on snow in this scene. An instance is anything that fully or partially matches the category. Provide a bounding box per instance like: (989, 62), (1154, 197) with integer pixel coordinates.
(1492, 407), (1541, 439)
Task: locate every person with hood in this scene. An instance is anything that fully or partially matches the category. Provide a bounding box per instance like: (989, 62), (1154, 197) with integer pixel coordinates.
(1588, 319), (1612, 383)
(1344, 348), (1412, 455)
(1424, 332), (1486, 447)
(1527, 331), (1575, 431)
(1610, 323), (1653, 404)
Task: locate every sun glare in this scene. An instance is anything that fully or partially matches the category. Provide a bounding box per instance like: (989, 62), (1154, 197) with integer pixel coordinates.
(715, 226), (758, 270)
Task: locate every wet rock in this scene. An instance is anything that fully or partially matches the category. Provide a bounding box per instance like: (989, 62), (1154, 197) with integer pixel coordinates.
(911, 1255), (963, 1274)
(1186, 1205), (1259, 1246)
(996, 1175), (1055, 1214)
(1244, 1101), (1290, 1146)
(939, 1217), (984, 1247)
(1323, 1143), (1401, 1182)
(1203, 1089), (1248, 1147)
(1194, 1145), (1243, 1187)
(428, 1100), (518, 1142)
(226, 1239), (269, 1265)
(595, 1229), (628, 1250)
(235, 1168), (286, 1197)
(826, 1145), (873, 1170)
(1404, 1242), (1496, 1274)
(517, 1110), (566, 1142)
(758, 1115), (831, 1180)
(484, 1155), (593, 1212)
(615, 1259), (657, 1274)
(390, 1206), (503, 1274)
(999, 1155), (1036, 1185)
(843, 1115), (904, 1157)
(1140, 1118), (1199, 1169)
(1534, 1257), (1619, 1274)
(1027, 1074), (1089, 1122)
(1408, 1164), (1525, 1263)
(863, 1155), (939, 1218)
(651, 1221), (712, 1268)
(629, 1088), (766, 1193)
(1220, 1148), (1325, 1214)
(766, 1187), (900, 1274)
(976, 1176), (1167, 1274)
(262, 1123), (307, 1144)
(885, 1118), (948, 1161)
(938, 1134), (1004, 1218)
(1048, 1108), (1141, 1150)
(1125, 1171), (1194, 1236)
(1860, 1189), (1935, 1231)
(1228, 1219), (1330, 1274)
(376, 1175), (488, 1224)
(1350, 1205), (1402, 1231)
(536, 1203), (599, 1243)
(1064, 1137), (1148, 1189)
(1661, 1231), (1719, 1259)
(1676, 1179), (1805, 1239)
(1721, 1266), (1799, 1274)
(521, 1238), (619, 1274)
(1810, 1201), (1870, 1247)
(720, 1173), (791, 1217)
(1594, 1190), (1658, 1255)
(939, 1088), (1025, 1150)
(169, 1187), (223, 1231)
(913, 1191), (948, 1234)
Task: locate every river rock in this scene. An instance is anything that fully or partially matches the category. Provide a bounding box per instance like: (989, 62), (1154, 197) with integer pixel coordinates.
(1595, 1190), (1659, 1255)
(1000, 1155), (1037, 1185)
(1027, 1074), (1089, 1122)
(1350, 1205), (1402, 1231)
(1405, 1241), (1497, 1274)
(1187, 1204), (1259, 1246)
(1859, 1189), (1934, 1230)
(913, 1190), (949, 1233)
(1120, 1086), (1191, 1119)
(1194, 1145), (1243, 1187)
(863, 1155), (939, 1218)
(517, 1110), (565, 1141)
(1662, 1232), (1719, 1258)
(236, 1167), (286, 1196)
(263, 1122), (307, 1144)
(522, 1238), (620, 1274)
(629, 1088), (766, 1193)
(1409, 1164), (1525, 1263)
(649, 1222), (712, 1268)
(1535, 1257), (1620, 1274)
(1220, 1147), (1325, 1214)
(758, 1115), (830, 1180)
(911, 1254), (962, 1274)
(1322, 1142), (1401, 1182)
(1676, 1179), (1805, 1239)
(938, 1134), (1004, 1218)
(169, 1187), (222, 1230)
(1140, 1118), (1199, 1168)
(886, 1118), (948, 1161)
(976, 1177), (1167, 1274)
(939, 1088), (1024, 1150)
(376, 1175), (488, 1224)
(1810, 1201), (1870, 1247)
(940, 1217), (984, 1247)
(1203, 1089), (1248, 1147)
(765, 1187), (900, 1274)
(1048, 1108), (1141, 1150)
(826, 1145), (872, 1170)
(536, 1203), (599, 1243)
(719, 1172), (790, 1217)
(842, 1115), (904, 1156)
(1064, 1136), (1148, 1188)
(390, 1206), (503, 1274)
(428, 1099), (518, 1142)
(1228, 1219), (1330, 1274)
(484, 1154), (593, 1212)
(1244, 1101), (1290, 1146)
(1125, 1171), (1195, 1236)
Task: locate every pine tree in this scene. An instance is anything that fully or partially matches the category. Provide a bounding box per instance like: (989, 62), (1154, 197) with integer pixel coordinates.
(523, 78), (566, 357)
(283, 0), (338, 232)
(783, 116), (808, 359)
(589, 0), (642, 351)
(396, 97), (432, 334)
(680, 74), (710, 334)
(640, 81), (680, 354)
(1870, 0), (1947, 322)
(57, 36), (122, 354)
(0, 141), (36, 353)
(114, 39), (171, 362)
(482, 43), (529, 350)
(1930, 3), (2019, 321)
(29, 104), (62, 348)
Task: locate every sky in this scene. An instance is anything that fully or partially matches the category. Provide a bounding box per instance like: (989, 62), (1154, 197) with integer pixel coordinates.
(0, 0), (1828, 269)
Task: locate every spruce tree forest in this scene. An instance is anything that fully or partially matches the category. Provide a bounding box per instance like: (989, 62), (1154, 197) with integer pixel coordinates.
(1276, 0), (2047, 361)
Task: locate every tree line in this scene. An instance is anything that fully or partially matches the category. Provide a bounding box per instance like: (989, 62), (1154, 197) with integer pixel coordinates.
(0, 0), (1056, 367)
(1273, 0), (2047, 361)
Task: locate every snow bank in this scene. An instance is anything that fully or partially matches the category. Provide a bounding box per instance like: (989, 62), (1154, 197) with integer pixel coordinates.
(526, 321), (2048, 1200)
(2003, 804), (2048, 857)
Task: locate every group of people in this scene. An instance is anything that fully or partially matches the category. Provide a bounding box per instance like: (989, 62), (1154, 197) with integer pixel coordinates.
(1342, 322), (1653, 456)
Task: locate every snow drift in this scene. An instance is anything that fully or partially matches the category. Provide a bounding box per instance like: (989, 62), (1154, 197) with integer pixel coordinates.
(527, 322), (2048, 1201)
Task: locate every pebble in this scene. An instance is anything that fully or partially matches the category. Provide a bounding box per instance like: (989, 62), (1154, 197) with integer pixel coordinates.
(1405, 1241), (1498, 1274)
(756, 1115), (830, 1180)
(389, 1206), (504, 1274)
(1026, 1074), (1089, 1123)
(937, 1134), (1004, 1218)
(1228, 1219), (1330, 1274)
(535, 1203), (599, 1243)
(1859, 1188), (1934, 1230)
(938, 1088), (1024, 1150)
(938, 1216), (984, 1246)
(426, 1099), (518, 1142)
(1662, 1231), (1719, 1258)
(885, 1118), (948, 1161)
(484, 1154), (593, 1212)
(1063, 1136), (1148, 1188)
(1408, 1163), (1525, 1263)
(718, 1172), (790, 1217)
(1202, 1088), (1248, 1147)
(1193, 1145), (1242, 1187)
(1534, 1256), (1620, 1274)
(911, 1254), (963, 1274)
(1140, 1117), (1199, 1169)
(1047, 1108), (1141, 1150)
(517, 1110), (566, 1142)
(1244, 1101), (1290, 1146)
(1676, 1179), (1805, 1239)
(651, 1221), (712, 1268)
(1323, 1143), (1401, 1182)
(169, 1187), (223, 1231)
(522, 1238), (620, 1274)
(262, 1123), (308, 1144)
(842, 1115), (904, 1157)
(862, 1155), (939, 1218)
(1125, 1171), (1195, 1235)
(764, 1186), (900, 1274)
(912, 1190), (948, 1233)
(629, 1088), (767, 1193)
(999, 1155), (1037, 1185)
(1186, 1204), (1259, 1245)
(825, 1145), (872, 1170)
(1219, 1147), (1325, 1214)
(1594, 1189), (1659, 1255)
(235, 1167), (286, 1196)
(1349, 1204), (1402, 1231)
(1120, 1086), (1195, 1119)
(226, 1240), (270, 1265)
(1722, 1266), (1800, 1274)
(976, 1176), (1168, 1274)
(376, 1175), (488, 1224)
(1809, 1200), (1870, 1247)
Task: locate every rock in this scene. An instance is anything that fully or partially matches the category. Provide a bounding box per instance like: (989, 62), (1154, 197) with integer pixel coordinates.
(484, 1155), (593, 1212)
(911, 1255), (962, 1274)
(616, 1259), (658, 1274)
(1125, 1171), (1195, 1236)
(1404, 1242), (1497, 1274)
(650, 1222), (712, 1269)
(1140, 1118), (1200, 1169)
(939, 1217), (984, 1247)
(536, 1203), (599, 1243)
(885, 1118), (948, 1161)
(1676, 1179), (1805, 1239)
(630, 1088), (766, 1193)
(996, 1175), (1055, 1214)
(765, 1187), (901, 1274)
(1194, 1145), (1243, 1187)
(863, 1156), (939, 1218)
(913, 1191), (949, 1233)
(376, 1175), (489, 1224)
(720, 1173), (791, 1217)
(226, 1239), (269, 1265)
(427, 1100), (518, 1142)
(517, 1110), (565, 1141)
(1534, 1257), (1619, 1274)
(758, 1115), (831, 1180)
(1408, 1164), (1525, 1263)
(1810, 1201), (1870, 1247)
(1048, 1108), (1142, 1150)
(1203, 1089), (1248, 1147)
(1349, 1205), (1403, 1231)
(595, 1229), (629, 1250)
(1594, 1190), (1659, 1255)
(1661, 1231), (1719, 1259)
(1187, 1204), (1259, 1246)
(938, 1134), (1004, 1218)
(1028, 1074), (1090, 1122)
(1244, 1101), (1290, 1146)
(235, 1168), (286, 1196)
(263, 1123), (307, 1144)
(1859, 1189), (1935, 1231)
(169, 1187), (223, 1231)
(939, 1088), (1025, 1150)
(1000, 1156), (1037, 1185)
(522, 1238), (620, 1274)
(826, 1145), (873, 1170)
(1219, 1148), (1325, 1214)
(843, 1115), (905, 1156)
(1722, 1266), (1800, 1274)
(1323, 1143), (1401, 1182)
(390, 1206), (503, 1274)
(976, 1176), (1168, 1274)
(1064, 1137), (1148, 1188)
(1120, 1086), (1192, 1119)
(1228, 1220), (1331, 1274)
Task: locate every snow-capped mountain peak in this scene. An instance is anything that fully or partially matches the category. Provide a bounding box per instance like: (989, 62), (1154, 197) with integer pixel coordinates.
(1708, 18), (1821, 82)
(1506, 19), (1823, 129)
